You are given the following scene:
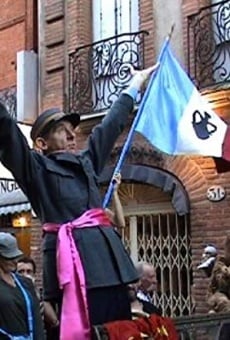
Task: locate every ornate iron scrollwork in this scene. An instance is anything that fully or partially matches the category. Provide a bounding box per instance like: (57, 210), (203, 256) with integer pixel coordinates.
(68, 31), (148, 115)
(187, 0), (230, 88)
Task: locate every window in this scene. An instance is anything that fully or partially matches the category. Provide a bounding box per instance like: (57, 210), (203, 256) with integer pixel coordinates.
(91, 0), (140, 111)
(93, 0), (139, 41)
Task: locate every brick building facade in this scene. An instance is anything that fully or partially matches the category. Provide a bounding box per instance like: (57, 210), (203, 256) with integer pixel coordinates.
(0, 0), (230, 317)
(38, 0), (230, 315)
(0, 0), (37, 90)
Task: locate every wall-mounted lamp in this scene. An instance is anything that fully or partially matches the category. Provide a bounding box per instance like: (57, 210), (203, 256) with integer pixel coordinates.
(12, 212), (31, 228)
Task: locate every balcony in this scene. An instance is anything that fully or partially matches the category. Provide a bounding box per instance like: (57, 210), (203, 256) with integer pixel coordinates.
(187, 0), (230, 89)
(68, 31), (148, 116)
(0, 87), (17, 119)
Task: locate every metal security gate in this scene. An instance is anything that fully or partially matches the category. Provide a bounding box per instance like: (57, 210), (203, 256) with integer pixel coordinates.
(120, 210), (193, 317)
(101, 180), (192, 317)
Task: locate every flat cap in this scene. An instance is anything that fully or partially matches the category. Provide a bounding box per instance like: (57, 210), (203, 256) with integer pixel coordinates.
(30, 108), (80, 142)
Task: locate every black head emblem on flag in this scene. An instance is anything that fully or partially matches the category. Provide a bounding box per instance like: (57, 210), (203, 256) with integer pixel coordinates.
(192, 110), (217, 140)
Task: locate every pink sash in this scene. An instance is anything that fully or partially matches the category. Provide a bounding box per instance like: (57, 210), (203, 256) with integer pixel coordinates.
(43, 208), (111, 340)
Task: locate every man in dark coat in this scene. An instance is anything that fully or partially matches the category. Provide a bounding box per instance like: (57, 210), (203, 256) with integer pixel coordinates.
(0, 65), (158, 339)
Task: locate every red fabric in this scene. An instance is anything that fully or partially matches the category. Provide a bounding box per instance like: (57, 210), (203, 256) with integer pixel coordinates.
(104, 314), (178, 340)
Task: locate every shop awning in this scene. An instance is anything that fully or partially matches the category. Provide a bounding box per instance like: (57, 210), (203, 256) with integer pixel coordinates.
(0, 189), (31, 215)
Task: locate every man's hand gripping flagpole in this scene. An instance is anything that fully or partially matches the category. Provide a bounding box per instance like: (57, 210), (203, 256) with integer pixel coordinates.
(103, 25), (175, 208)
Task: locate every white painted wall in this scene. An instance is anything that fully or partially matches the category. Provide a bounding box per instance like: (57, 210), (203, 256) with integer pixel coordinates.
(17, 51), (38, 124)
(153, 0), (185, 66)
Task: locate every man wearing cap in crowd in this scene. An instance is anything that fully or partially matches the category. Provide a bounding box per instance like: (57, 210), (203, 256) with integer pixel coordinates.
(0, 63), (158, 340)
(0, 232), (44, 339)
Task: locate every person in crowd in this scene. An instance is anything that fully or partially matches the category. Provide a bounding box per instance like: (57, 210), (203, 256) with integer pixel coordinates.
(197, 244), (218, 278)
(134, 261), (162, 317)
(207, 237), (230, 314)
(105, 172), (126, 228)
(128, 281), (162, 317)
(0, 232), (44, 339)
(135, 261), (158, 304)
(17, 256), (59, 336)
(0, 63), (159, 340)
(207, 237), (230, 340)
(17, 256), (37, 283)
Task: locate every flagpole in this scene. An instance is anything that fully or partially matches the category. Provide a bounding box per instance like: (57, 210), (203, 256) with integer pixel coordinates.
(168, 23), (175, 41)
(102, 25), (175, 208)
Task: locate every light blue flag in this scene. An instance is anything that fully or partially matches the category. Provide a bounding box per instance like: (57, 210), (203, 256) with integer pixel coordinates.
(135, 45), (227, 157)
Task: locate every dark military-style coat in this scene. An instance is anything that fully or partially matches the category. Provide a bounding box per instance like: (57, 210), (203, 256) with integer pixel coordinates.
(0, 94), (138, 300)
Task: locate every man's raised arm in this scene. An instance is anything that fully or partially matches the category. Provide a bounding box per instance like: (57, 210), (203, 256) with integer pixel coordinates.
(86, 64), (159, 175)
(0, 102), (38, 192)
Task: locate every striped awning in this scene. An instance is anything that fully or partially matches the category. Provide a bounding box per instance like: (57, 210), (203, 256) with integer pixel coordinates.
(0, 189), (31, 216)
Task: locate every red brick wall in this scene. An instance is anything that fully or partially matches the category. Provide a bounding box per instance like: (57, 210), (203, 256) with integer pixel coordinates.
(139, 0), (156, 66)
(0, 0), (37, 90)
(0, 0), (25, 89)
(30, 218), (43, 288)
(0, 22), (25, 89)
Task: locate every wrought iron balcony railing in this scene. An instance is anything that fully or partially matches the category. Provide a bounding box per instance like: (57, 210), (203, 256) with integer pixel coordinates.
(0, 86), (17, 119)
(68, 31), (148, 115)
(175, 312), (230, 339)
(187, 0), (230, 89)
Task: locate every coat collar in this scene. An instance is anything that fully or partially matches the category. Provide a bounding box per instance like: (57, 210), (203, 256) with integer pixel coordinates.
(48, 151), (82, 165)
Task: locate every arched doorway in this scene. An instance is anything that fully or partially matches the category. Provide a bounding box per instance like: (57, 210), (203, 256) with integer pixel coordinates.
(100, 165), (193, 317)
